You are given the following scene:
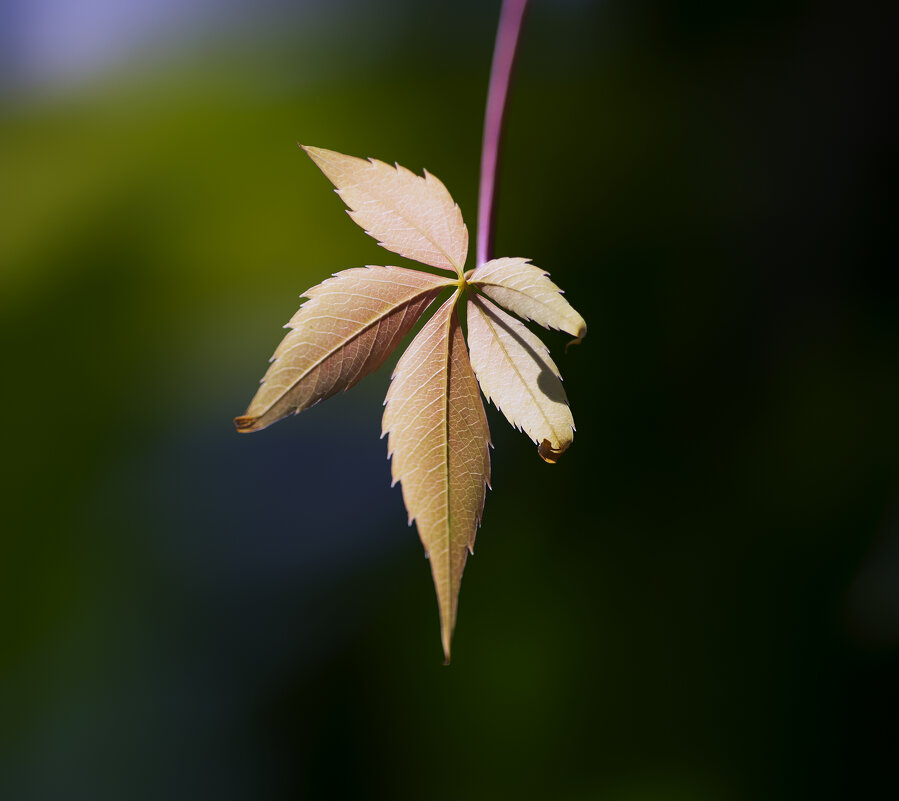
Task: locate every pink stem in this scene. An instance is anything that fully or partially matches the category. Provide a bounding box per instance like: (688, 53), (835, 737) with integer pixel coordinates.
(476, 0), (528, 269)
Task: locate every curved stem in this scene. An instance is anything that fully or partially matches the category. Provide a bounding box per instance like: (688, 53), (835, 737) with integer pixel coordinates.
(476, 0), (528, 269)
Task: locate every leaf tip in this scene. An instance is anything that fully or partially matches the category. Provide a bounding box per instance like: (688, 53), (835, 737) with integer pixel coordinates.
(441, 632), (453, 665)
(300, 144), (331, 169)
(565, 324), (587, 353)
(234, 415), (261, 433)
(538, 439), (569, 464)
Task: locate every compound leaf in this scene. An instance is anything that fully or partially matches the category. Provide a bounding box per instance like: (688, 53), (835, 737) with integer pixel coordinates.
(468, 257), (586, 344)
(303, 145), (468, 276)
(467, 294), (575, 464)
(236, 146), (586, 662)
(382, 292), (491, 662)
(235, 266), (453, 433)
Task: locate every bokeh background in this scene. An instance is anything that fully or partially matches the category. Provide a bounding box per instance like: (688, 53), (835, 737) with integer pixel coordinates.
(2, 1), (896, 798)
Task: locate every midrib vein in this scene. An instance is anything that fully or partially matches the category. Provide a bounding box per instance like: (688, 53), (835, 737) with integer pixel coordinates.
(440, 292), (459, 633)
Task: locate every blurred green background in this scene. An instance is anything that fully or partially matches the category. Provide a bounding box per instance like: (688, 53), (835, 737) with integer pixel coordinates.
(1, 1), (896, 799)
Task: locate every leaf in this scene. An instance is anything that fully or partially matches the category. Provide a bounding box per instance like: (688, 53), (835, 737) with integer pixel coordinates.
(467, 294), (575, 464)
(303, 146), (468, 276)
(468, 257), (586, 344)
(382, 292), (491, 662)
(235, 266), (454, 433)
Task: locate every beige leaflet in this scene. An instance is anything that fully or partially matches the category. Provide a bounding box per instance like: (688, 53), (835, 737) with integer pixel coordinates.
(382, 293), (491, 662)
(235, 266), (453, 432)
(303, 146), (468, 276)
(467, 295), (574, 464)
(236, 147), (585, 661)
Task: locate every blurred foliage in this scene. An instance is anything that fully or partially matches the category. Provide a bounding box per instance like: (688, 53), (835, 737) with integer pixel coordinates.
(1, 1), (896, 799)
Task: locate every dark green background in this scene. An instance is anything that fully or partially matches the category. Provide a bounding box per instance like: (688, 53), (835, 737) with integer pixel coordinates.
(2, 1), (896, 798)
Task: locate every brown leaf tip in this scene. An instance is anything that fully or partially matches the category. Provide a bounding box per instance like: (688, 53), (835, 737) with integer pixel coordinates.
(564, 338), (582, 353)
(538, 439), (568, 464)
(565, 325), (587, 354)
(233, 415), (260, 433)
